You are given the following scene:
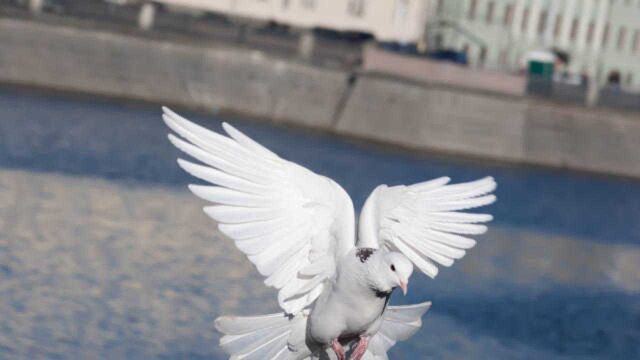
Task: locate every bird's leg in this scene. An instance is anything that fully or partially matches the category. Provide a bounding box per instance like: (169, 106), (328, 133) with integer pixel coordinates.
(349, 335), (370, 360)
(331, 338), (346, 360)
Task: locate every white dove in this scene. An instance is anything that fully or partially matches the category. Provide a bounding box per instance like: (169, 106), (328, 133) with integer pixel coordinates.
(161, 107), (497, 360)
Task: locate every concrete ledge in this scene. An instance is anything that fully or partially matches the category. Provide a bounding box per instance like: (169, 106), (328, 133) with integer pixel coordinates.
(1, 18), (640, 178)
(524, 105), (640, 177)
(336, 76), (527, 162)
(338, 75), (640, 178)
(0, 18), (349, 128)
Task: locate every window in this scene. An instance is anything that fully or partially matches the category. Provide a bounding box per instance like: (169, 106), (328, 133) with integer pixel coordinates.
(393, 0), (409, 24)
(633, 30), (640, 53)
(570, 18), (579, 40)
(486, 1), (495, 24)
(521, 7), (529, 31)
(498, 48), (508, 65)
(347, 0), (365, 17)
(478, 46), (488, 65)
(602, 23), (610, 47)
(617, 27), (627, 50)
(436, 0), (444, 14)
(587, 21), (595, 44)
(301, 0), (315, 9)
(503, 4), (513, 26)
(538, 10), (548, 34)
(553, 15), (563, 37)
(468, 0), (478, 20)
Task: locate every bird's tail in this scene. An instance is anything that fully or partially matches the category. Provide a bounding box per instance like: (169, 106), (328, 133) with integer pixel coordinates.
(215, 301), (431, 360)
(215, 311), (311, 360)
(364, 301), (432, 359)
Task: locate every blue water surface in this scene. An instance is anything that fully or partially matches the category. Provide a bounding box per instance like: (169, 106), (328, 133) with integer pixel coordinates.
(0, 87), (638, 359)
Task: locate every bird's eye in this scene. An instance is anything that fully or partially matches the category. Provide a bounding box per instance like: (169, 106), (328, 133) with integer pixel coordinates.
(390, 265), (396, 272)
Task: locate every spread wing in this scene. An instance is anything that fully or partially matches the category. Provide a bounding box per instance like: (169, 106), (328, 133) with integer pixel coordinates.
(162, 107), (355, 314)
(357, 176), (496, 277)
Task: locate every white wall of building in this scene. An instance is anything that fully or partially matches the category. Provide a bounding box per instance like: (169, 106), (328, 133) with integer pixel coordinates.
(150, 0), (432, 44)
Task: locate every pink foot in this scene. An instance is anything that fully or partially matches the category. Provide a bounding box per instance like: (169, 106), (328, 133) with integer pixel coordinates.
(350, 335), (370, 360)
(331, 338), (346, 360)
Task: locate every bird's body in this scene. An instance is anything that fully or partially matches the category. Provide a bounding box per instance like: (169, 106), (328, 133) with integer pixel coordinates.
(161, 107), (497, 359)
(309, 248), (391, 346)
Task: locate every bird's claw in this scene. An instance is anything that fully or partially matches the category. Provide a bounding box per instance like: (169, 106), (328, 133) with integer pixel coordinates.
(331, 338), (346, 360)
(350, 335), (369, 360)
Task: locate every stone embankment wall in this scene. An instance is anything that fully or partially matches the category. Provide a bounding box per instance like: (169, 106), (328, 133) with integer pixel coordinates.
(1, 19), (638, 177)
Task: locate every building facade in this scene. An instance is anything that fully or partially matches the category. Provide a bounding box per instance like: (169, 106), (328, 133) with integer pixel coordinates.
(428, 0), (640, 90)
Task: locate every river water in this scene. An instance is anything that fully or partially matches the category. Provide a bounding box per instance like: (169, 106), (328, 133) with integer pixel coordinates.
(0, 88), (638, 359)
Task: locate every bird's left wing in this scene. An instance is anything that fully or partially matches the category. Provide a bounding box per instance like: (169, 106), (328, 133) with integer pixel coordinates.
(162, 107), (356, 314)
(357, 176), (496, 278)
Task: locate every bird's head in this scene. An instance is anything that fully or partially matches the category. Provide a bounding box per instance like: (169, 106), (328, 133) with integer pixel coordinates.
(381, 252), (413, 295)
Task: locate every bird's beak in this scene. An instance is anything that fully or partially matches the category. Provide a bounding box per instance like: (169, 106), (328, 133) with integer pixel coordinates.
(399, 281), (408, 296)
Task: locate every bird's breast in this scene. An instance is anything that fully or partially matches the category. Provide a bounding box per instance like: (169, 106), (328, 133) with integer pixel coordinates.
(309, 286), (388, 345)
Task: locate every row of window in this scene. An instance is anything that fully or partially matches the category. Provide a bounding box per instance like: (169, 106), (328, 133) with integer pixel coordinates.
(465, 0), (640, 53)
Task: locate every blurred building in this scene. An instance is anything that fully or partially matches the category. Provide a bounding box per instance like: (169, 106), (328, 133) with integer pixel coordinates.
(428, 0), (640, 89)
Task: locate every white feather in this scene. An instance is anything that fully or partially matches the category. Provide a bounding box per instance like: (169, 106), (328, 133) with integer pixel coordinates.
(364, 302), (431, 359)
(215, 312), (310, 360)
(178, 159), (273, 195)
(163, 116), (277, 177)
(164, 107), (496, 359)
(222, 122), (280, 160)
(359, 177), (496, 278)
(164, 107), (355, 314)
(203, 205), (284, 224)
(189, 185), (277, 207)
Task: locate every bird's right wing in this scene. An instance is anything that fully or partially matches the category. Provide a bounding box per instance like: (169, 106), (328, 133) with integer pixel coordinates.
(363, 301), (432, 360)
(358, 177), (496, 278)
(163, 107), (356, 314)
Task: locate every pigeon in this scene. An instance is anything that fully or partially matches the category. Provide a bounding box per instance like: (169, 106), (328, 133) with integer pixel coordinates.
(161, 107), (497, 360)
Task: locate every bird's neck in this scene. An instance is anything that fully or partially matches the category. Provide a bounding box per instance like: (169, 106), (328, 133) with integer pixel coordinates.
(363, 254), (394, 298)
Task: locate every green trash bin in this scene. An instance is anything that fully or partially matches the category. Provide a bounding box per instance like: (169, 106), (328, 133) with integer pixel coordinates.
(528, 60), (554, 79)
(527, 57), (555, 96)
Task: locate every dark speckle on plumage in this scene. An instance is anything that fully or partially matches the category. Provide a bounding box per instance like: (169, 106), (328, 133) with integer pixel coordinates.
(356, 248), (376, 263)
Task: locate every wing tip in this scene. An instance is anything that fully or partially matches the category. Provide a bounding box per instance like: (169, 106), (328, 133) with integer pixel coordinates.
(221, 122), (236, 137)
(424, 266), (438, 278)
(162, 106), (178, 119)
(176, 158), (198, 175)
(479, 176), (498, 197)
(187, 184), (208, 198)
(162, 113), (173, 128)
(167, 132), (184, 148)
(213, 316), (226, 332)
